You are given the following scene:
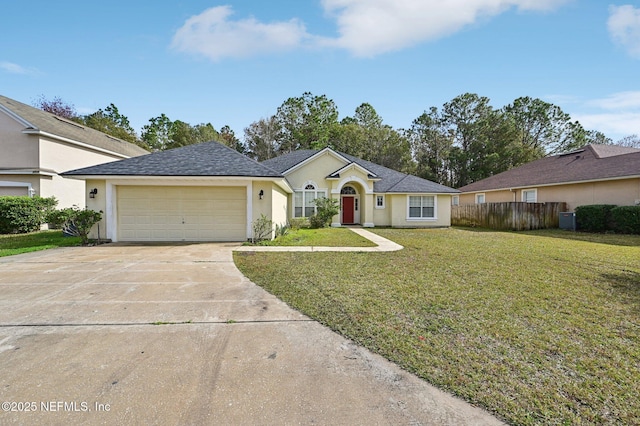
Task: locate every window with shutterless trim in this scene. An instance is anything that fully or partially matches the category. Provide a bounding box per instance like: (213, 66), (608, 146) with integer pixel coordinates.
(293, 183), (326, 217)
(407, 195), (436, 219)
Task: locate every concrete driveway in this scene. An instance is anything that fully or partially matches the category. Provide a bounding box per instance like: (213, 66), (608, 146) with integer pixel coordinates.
(0, 243), (503, 425)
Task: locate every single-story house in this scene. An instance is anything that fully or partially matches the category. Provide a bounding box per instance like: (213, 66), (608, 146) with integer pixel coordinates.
(0, 94), (148, 207)
(262, 147), (458, 229)
(457, 144), (640, 211)
(63, 141), (459, 242)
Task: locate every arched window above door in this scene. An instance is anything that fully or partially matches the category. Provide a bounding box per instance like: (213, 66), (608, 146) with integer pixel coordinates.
(341, 186), (356, 195)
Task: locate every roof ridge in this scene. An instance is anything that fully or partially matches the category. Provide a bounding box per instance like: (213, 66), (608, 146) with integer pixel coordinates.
(384, 173), (411, 192)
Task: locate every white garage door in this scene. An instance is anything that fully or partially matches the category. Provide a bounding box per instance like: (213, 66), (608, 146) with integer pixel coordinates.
(117, 186), (246, 242)
(0, 186), (29, 196)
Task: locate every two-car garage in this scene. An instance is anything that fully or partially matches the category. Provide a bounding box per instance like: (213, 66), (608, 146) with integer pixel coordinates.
(117, 186), (247, 242)
(62, 141), (291, 243)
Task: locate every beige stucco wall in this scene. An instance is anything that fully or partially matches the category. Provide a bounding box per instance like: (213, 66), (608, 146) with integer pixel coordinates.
(372, 194), (392, 226)
(39, 137), (123, 172)
(39, 137), (127, 208)
(270, 184), (289, 229)
(460, 178), (640, 211)
(0, 113), (38, 168)
(85, 179), (108, 240)
(286, 152), (345, 190)
(250, 180), (289, 238)
(0, 113), (41, 197)
(389, 194), (452, 227)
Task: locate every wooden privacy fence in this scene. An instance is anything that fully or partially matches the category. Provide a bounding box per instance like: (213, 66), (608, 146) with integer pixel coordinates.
(451, 202), (567, 231)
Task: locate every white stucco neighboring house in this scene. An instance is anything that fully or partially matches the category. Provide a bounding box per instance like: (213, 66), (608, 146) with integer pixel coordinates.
(0, 94), (148, 207)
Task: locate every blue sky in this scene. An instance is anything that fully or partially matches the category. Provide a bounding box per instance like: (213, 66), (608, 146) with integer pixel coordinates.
(2, 1), (639, 142)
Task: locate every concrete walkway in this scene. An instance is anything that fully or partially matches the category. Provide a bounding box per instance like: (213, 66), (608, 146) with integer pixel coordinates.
(0, 242), (503, 425)
(234, 227), (404, 252)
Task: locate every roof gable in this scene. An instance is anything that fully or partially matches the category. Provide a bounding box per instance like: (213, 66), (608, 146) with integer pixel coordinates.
(327, 161), (378, 179)
(63, 141), (284, 178)
(261, 148), (459, 194)
(458, 144), (640, 193)
(0, 95), (148, 158)
(589, 143), (640, 158)
(274, 147), (352, 175)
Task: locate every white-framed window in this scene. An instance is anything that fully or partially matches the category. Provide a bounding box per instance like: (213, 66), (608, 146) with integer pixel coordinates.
(375, 195), (385, 209)
(522, 189), (537, 203)
(294, 183), (326, 217)
(407, 195), (436, 220)
(476, 193), (485, 204)
(452, 195), (459, 206)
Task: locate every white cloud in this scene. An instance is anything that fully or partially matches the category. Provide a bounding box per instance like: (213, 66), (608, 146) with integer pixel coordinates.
(556, 91), (640, 140)
(170, 6), (311, 60)
(0, 61), (40, 75)
(608, 5), (640, 58)
(573, 112), (640, 139)
(320, 0), (571, 57)
(587, 91), (640, 110)
(171, 1), (571, 60)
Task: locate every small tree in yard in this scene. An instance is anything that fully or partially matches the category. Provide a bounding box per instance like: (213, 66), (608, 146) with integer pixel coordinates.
(251, 214), (273, 243)
(52, 207), (102, 245)
(310, 197), (340, 228)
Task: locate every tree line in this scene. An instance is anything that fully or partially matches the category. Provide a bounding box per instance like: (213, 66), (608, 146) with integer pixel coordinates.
(34, 96), (243, 153)
(35, 93), (638, 188)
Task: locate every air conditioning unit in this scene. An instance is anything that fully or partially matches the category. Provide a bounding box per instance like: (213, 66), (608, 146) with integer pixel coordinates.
(559, 212), (576, 231)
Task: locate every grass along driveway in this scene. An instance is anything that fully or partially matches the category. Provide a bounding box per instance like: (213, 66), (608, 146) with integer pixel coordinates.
(0, 230), (81, 257)
(234, 228), (640, 425)
(257, 227), (376, 247)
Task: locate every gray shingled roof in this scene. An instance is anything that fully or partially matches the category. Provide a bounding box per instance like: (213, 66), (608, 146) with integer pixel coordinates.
(63, 141), (284, 177)
(458, 144), (640, 192)
(0, 95), (148, 158)
(262, 148), (459, 194)
(261, 150), (318, 172)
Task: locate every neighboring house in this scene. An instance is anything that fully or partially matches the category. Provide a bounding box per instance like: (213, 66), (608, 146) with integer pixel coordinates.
(0, 95), (148, 207)
(63, 142), (459, 242)
(457, 144), (640, 211)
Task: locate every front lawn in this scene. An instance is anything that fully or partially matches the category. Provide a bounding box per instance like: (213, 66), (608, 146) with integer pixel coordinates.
(0, 230), (82, 257)
(258, 227), (376, 247)
(234, 228), (640, 425)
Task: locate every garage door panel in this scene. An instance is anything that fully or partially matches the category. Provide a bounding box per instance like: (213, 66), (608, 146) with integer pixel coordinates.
(118, 186), (246, 242)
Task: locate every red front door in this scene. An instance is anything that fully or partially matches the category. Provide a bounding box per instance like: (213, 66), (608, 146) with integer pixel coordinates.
(342, 197), (354, 224)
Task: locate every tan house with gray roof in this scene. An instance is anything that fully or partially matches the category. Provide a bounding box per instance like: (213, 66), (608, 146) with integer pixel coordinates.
(64, 142), (459, 242)
(457, 144), (640, 211)
(0, 94), (148, 208)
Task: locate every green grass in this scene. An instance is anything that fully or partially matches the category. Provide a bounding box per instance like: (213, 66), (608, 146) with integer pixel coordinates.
(260, 227), (376, 247)
(234, 227), (640, 425)
(0, 230), (82, 257)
